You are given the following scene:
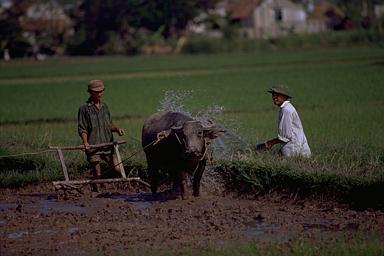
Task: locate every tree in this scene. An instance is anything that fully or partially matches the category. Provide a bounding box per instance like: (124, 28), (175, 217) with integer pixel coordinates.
(67, 0), (219, 55)
(0, 0), (33, 58)
(1, 0), (74, 59)
(331, 0), (381, 19)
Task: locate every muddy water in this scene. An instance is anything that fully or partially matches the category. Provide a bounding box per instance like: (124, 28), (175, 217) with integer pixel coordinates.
(1, 184), (383, 256)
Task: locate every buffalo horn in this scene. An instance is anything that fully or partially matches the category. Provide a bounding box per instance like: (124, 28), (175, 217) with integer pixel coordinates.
(171, 125), (183, 131)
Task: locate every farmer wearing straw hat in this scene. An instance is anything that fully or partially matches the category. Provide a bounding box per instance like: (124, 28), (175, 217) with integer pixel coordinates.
(256, 84), (311, 157)
(78, 80), (125, 181)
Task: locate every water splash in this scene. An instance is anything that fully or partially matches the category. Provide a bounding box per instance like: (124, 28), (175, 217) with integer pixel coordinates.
(213, 128), (252, 160)
(157, 90), (252, 160)
(194, 105), (225, 125)
(195, 104), (252, 160)
(158, 90), (193, 116)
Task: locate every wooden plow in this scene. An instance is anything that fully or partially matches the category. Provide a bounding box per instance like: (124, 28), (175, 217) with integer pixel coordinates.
(49, 141), (150, 197)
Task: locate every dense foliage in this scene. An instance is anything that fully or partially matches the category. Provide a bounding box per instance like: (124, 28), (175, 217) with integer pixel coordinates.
(1, 0), (383, 57)
(67, 0), (211, 55)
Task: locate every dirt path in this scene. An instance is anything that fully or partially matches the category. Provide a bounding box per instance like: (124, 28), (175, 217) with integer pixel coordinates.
(1, 183), (383, 255)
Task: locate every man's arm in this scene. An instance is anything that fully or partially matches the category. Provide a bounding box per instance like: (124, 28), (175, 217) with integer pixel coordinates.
(255, 137), (284, 151)
(265, 137), (284, 149)
(78, 106), (90, 149)
(263, 107), (292, 150)
(111, 122), (125, 136)
(80, 132), (90, 149)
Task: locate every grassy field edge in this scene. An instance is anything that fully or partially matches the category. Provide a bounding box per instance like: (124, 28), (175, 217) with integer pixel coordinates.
(1, 157), (383, 210)
(213, 160), (384, 210)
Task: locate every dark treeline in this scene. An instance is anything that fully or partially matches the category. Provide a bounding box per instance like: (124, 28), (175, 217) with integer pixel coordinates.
(0, 0), (218, 57)
(67, 0), (218, 55)
(0, 0), (382, 58)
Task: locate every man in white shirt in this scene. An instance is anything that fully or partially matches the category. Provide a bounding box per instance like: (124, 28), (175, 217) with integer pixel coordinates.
(258, 84), (311, 157)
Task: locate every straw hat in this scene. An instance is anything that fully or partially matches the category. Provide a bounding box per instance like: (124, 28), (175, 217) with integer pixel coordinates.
(88, 80), (105, 92)
(267, 84), (292, 98)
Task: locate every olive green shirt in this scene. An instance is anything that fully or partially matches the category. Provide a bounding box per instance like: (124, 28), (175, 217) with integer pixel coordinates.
(78, 98), (114, 155)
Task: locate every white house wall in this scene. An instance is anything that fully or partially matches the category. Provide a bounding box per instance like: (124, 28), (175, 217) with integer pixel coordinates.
(251, 0), (312, 39)
(375, 4), (384, 18)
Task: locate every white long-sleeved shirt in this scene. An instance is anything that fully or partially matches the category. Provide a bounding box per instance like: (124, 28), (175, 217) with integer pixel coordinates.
(277, 101), (311, 157)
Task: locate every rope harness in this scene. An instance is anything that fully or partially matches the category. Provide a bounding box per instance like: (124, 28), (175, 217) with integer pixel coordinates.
(111, 135), (165, 169)
(0, 136), (164, 173)
(0, 149), (55, 158)
(169, 131), (213, 176)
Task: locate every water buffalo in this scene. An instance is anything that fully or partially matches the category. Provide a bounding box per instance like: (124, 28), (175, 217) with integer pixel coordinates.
(142, 111), (224, 199)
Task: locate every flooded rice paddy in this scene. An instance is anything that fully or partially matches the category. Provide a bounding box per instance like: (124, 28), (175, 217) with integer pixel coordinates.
(1, 183), (383, 255)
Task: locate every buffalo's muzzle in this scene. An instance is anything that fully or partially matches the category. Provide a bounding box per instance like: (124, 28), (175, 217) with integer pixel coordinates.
(184, 149), (202, 158)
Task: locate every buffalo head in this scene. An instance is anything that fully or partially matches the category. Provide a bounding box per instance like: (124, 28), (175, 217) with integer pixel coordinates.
(171, 120), (223, 159)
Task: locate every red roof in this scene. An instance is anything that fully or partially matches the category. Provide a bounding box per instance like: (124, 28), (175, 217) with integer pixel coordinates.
(308, 1), (344, 20)
(228, 0), (262, 20)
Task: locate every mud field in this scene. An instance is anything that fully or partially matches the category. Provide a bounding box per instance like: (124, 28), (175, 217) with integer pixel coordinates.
(1, 181), (383, 256)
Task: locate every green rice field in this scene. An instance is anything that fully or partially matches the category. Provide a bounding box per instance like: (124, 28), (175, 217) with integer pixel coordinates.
(0, 47), (384, 187)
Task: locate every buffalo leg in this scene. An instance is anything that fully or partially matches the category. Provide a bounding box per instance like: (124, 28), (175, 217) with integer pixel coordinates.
(147, 161), (159, 194)
(179, 170), (189, 200)
(150, 172), (159, 194)
(193, 160), (206, 197)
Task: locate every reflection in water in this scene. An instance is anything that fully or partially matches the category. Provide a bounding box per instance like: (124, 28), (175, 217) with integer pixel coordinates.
(243, 221), (292, 243)
(97, 191), (178, 211)
(97, 192), (153, 210)
(0, 203), (17, 210)
(244, 222), (279, 237)
(67, 227), (80, 233)
(7, 227), (78, 240)
(7, 230), (30, 239)
(31, 199), (90, 214)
